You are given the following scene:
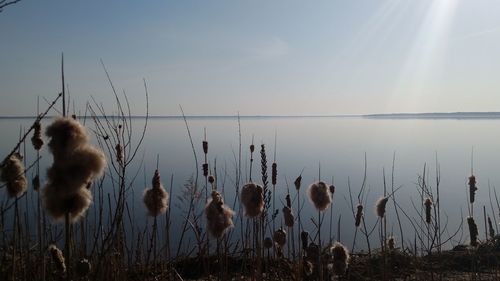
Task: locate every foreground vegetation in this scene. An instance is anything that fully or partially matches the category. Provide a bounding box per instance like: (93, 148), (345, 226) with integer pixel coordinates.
(1, 72), (500, 281)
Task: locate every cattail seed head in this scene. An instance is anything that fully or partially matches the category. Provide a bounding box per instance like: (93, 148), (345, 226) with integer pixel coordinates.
(75, 258), (91, 277)
(32, 175), (40, 191)
(467, 216), (478, 246)
(1, 154), (27, 198)
(143, 170), (169, 217)
(240, 182), (264, 217)
(285, 194), (291, 208)
(202, 163), (209, 177)
(331, 242), (349, 276)
(388, 236), (395, 250)
(272, 162), (277, 185)
(273, 227), (287, 247)
(48, 244), (66, 274)
(115, 144), (123, 163)
(301, 231), (309, 250)
(294, 175), (302, 190)
(355, 204), (363, 227)
(264, 237), (273, 249)
(424, 198), (432, 224)
(469, 175), (478, 204)
(376, 197), (389, 218)
(208, 175), (215, 184)
(31, 120), (44, 150)
(282, 206), (295, 227)
(308, 181), (332, 211)
(250, 144), (255, 153)
(202, 141), (208, 154)
(329, 185), (335, 195)
(488, 216), (495, 239)
(205, 190), (234, 238)
(42, 117), (106, 223)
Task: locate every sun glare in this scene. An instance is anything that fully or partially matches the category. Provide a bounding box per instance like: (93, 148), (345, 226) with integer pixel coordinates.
(393, 0), (458, 110)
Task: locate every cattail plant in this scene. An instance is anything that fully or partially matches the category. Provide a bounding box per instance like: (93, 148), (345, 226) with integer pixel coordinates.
(283, 206), (294, 228)
(42, 117), (106, 222)
(308, 180), (332, 281)
(205, 190), (234, 238)
(469, 175), (477, 204)
(31, 120), (44, 150)
(48, 244), (66, 275)
(467, 216), (479, 246)
(488, 216), (495, 239)
(273, 227), (287, 248)
(115, 143), (123, 163)
(308, 181), (332, 211)
(376, 197), (389, 218)
(240, 182), (264, 217)
(143, 169), (169, 217)
(424, 198), (433, 224)
(1, 154), (27, 198)
(355, 204), (363, 228)
(330, 242), (349, 276)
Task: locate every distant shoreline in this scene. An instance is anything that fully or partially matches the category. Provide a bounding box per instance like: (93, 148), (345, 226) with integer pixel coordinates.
(1, 112), (500, 120)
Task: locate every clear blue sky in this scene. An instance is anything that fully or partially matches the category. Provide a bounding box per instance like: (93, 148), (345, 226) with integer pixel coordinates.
(1, 0), (500, 116)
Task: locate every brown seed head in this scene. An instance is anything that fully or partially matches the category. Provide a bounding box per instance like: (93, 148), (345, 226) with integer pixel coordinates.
(240, 182), (264, 217)
(424, 198), (432, 224)
(273, 227), (287, 247)
(143, 170), (169, 217)
(31, 120), (44, 150)
(308, 181), (332, 211)
(1, 154), (27, 198)
(205, 190), (235, 238)
(272, 162), (277, 185)
(376, 197), (389, 218)
(115, 144), (124, 163)
(294, 175), (302, 190)
(48, 244), (66, 274)
(467, 216), (478, 246)
(355, 204), (364, 227)
(331, 242), (349, 275)
(202, 141), (208, 154)
(282, 206), (295, 227)
(208, 175), (215, 184)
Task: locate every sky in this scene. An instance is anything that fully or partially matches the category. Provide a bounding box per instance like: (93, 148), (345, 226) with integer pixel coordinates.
(1, 0), (500, 116)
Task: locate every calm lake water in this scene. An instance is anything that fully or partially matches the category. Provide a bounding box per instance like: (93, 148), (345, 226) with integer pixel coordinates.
(2, 116), (500, 254)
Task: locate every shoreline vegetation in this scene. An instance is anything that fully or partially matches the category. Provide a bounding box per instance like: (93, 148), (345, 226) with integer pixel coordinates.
(2, 73), (500, 280)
